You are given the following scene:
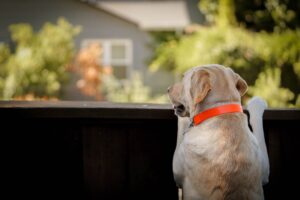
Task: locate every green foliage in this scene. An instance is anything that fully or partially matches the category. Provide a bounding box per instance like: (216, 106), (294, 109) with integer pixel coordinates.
(150, 39), (178, 72)
(248, 68), (295, 107)
(198, 0), (218, 24)
(149, 0), (300, 107)
(0, 18), (80, 99)
(265, 0), (297, 31)
(217, 0), (237, 27)
(101, 71), (168, 103)
(147, 31), (180, 71)
(150, 26), (300, 85)
(200, 0), (300, 31)
(296, 95), (300, 107)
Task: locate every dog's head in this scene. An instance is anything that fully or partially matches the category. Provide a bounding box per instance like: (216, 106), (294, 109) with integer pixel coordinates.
(167, 64), (248, 117)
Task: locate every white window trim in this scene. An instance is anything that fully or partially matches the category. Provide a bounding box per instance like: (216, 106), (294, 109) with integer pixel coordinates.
(81, 39), (133, 79)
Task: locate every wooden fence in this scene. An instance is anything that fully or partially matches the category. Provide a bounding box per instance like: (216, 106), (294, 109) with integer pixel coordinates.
(1, 101), (299, 200)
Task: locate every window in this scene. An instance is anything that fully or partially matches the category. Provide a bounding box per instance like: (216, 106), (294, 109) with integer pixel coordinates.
(81, 39), (132, 79)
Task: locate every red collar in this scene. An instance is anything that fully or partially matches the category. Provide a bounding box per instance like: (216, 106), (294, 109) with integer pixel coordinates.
(193, 104), (243, 126)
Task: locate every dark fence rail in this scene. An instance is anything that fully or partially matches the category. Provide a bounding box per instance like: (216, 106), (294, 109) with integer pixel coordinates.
(1, 101), (299, 200)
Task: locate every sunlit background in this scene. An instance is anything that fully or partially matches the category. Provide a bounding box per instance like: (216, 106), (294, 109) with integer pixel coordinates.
(0, 0), (299, 107)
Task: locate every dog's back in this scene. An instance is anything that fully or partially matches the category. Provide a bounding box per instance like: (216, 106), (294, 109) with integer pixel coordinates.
(169, 65), (268, 200)
(180, 113), (264, 200)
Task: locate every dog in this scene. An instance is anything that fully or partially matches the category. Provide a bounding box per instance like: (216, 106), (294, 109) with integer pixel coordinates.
(168, 64), (269, 200)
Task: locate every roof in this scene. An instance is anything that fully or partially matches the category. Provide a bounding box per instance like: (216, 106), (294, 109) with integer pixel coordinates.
(93, 1), (191, 30)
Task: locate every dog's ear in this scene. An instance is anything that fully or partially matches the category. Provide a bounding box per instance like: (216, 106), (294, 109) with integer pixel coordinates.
(190, 70), (211, 106)
(236, 74), (248, 96)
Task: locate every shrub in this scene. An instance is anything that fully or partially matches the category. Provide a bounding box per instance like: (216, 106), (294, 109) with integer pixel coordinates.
(0, 18), (80, 100)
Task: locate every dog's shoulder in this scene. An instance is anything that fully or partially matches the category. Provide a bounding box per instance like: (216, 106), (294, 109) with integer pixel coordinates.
(180, 113), (263, 198)
(182, 113), (249, 152)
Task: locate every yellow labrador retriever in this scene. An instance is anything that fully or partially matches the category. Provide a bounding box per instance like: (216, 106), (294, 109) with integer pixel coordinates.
(168, 64), (269, 200)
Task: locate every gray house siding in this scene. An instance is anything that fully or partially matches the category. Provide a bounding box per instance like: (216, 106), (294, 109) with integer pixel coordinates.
(0, 0), (174, 98)
(0, 0), (150, 71)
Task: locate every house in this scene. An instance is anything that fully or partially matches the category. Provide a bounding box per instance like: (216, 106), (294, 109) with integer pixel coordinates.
(0, 0), (203, 99)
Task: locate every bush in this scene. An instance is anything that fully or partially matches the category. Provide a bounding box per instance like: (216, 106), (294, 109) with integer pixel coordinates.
(150, 26), (300, 107)
(0, 18), (80, 100)
(101, 71), (168, 103)
(248, 68), (295, 107)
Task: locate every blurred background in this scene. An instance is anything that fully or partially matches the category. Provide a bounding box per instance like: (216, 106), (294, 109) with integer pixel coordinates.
(0, 0), (299, 107)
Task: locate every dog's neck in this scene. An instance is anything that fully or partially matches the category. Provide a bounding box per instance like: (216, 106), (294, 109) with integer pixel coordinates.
(190, 101), (242, 126)
(193, 101), (241, 115)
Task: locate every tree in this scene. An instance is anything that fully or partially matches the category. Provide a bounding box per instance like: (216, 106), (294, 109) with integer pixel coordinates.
(200, 0), (300, 32)
(149, 0), (299, 107)
(217, 0), (237, 27)
(0, 18), (80, 100)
